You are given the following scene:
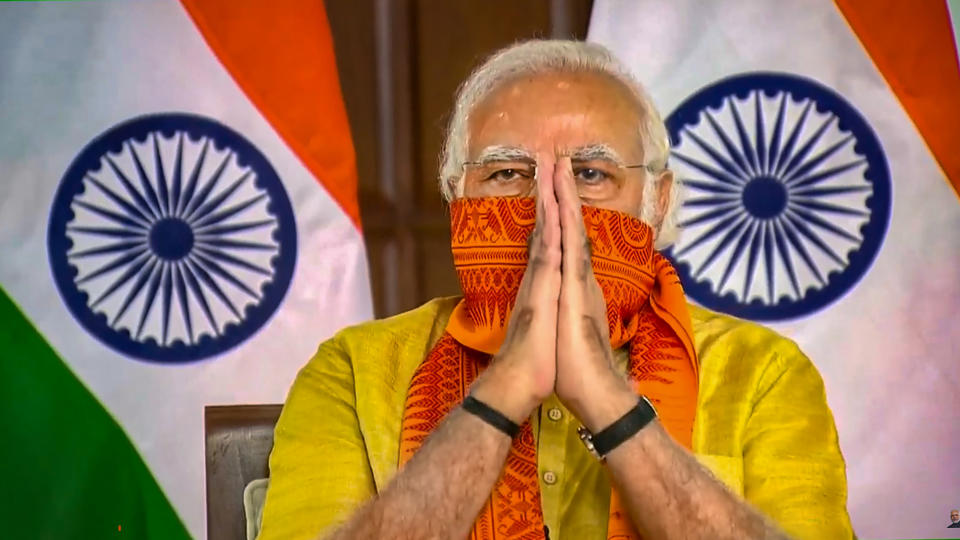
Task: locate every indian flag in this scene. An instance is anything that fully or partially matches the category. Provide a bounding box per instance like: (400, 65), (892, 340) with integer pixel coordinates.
(589, 1), (960, 538)
(0, 1), (371, 538)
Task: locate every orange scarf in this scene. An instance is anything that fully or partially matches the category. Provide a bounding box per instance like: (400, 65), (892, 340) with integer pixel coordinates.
(400, 197), (699, 539)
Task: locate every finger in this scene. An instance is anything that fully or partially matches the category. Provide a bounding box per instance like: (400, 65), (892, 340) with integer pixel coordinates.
(536, 151), (561, 255)
(554, 156), (591, 286)
(515, 152), (561, 308)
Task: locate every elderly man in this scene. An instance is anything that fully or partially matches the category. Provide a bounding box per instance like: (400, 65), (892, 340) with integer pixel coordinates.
(950, 509), (960, 528)
(257, 40), (852, 540)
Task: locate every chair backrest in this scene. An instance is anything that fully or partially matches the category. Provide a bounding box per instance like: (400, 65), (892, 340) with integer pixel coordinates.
(205, 404), (283, 540)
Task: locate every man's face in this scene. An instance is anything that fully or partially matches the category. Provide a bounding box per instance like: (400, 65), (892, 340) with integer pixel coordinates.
(951, 510), (959, 523)
(462, 71), (662, 218)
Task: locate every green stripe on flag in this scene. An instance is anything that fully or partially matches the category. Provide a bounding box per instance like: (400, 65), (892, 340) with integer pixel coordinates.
(0, 286), (191, 540)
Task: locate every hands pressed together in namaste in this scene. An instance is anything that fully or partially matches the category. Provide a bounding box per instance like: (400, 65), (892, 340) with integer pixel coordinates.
(470, 153), (638, 433)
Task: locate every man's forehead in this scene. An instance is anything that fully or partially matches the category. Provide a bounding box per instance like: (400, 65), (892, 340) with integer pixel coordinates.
(488, 69), (638, 110)
(467, 71), (645, 160)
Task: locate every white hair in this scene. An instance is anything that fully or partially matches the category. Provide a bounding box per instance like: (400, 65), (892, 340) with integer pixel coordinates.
(438, 39), (682, 248)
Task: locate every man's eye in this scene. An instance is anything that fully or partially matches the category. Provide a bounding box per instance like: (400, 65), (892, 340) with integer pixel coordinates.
(575, 168), (611, 184)
(488, 169), (526, 182)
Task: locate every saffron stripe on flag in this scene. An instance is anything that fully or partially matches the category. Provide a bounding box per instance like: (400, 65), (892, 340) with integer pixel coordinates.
(181, 0), (362, 228)
(835, 0), (960, 197)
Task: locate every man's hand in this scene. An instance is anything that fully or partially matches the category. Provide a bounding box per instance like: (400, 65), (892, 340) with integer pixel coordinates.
(552, 156), (637, 432)
(471, 153), (563, 424)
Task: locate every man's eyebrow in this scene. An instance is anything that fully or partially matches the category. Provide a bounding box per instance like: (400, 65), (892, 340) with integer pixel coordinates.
(469, 145), (535, 164)
(468, 144), (625, 165)
(568, 144), (625, 166)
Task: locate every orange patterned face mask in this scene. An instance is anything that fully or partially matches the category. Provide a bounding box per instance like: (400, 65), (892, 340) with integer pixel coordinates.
(400, 197), (699, 540)
(445, 196), (682, 354)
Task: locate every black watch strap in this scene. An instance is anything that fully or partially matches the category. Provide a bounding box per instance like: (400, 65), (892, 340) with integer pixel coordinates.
(578, 396), (657, 459)
(462, 395), (521, 438)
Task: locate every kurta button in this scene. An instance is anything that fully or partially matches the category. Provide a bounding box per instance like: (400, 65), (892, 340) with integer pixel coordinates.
(547, 407), (563, 421)
(543, 471), (557, 485)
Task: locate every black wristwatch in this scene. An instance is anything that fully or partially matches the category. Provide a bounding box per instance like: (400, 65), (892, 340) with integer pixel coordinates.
(577, 396), (657, 460)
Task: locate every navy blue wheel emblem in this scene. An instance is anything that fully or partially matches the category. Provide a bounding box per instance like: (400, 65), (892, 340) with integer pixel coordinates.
(48, 113), (297, 362)
(664, 73), (890, 320)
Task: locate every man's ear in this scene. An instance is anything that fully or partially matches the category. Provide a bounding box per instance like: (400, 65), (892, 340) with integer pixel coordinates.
(653, 169), (674, 230)
(443, 175), (460, 199)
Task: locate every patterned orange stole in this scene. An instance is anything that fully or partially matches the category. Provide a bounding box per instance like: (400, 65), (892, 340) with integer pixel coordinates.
(399, 197), (699, 539)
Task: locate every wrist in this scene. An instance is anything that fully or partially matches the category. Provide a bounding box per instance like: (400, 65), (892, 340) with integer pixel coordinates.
(470, 360), (542, 424)
(461, 396), (520, 438)
(568, 370), (638, 433)
(578, 395), (659, 459)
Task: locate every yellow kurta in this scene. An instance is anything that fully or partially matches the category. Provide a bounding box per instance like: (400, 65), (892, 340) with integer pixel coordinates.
(257, 297), (853, 540)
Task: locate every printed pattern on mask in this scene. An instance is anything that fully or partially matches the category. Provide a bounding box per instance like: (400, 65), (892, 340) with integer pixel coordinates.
(450, 197), (534, 330)
(401, 197), (699, 540)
